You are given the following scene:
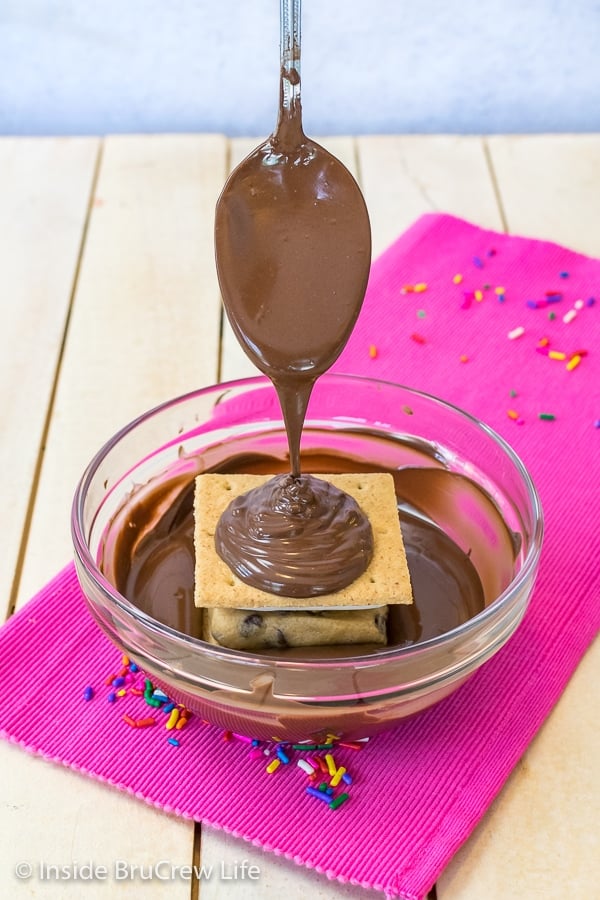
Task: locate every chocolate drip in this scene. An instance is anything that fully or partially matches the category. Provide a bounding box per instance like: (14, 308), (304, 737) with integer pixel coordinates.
(214, 473), (373, 598)
(213, 31), (373, 595)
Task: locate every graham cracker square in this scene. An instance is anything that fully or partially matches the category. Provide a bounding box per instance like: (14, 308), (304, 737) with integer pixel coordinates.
(194, 473), (412, 610)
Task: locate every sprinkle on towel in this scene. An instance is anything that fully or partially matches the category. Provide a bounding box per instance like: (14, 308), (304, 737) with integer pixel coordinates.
(538, 413), (556, 421)
(369, 344), (378, 359)
(96, 653), (362, 808)
(508, 326), (525, 340)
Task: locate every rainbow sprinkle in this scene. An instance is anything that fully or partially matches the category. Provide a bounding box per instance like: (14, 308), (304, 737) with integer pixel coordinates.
(508, 326), (525, 340)
(85, 653), (362, 810)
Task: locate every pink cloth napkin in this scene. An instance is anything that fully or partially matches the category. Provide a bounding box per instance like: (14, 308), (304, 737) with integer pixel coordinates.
(1, 214), (599, 900)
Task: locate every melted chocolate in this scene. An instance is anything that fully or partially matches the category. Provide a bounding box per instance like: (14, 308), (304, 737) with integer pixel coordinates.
(213, 34), (372, 594)
(104, 451), (489, 653)
(215, 473), (373, 597)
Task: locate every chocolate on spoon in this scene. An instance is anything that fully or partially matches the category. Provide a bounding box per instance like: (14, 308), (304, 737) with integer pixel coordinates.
(214, 0), (371, 478)
(213, 0), (373, 597)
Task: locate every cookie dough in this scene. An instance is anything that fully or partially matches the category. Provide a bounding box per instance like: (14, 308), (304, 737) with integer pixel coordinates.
(203, 605), (389, 651)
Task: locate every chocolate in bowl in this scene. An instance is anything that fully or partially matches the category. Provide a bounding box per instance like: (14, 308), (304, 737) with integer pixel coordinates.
(72, 374), (543, 741)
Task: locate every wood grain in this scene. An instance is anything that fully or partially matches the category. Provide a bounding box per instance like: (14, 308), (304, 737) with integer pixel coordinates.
(0, 137), (98, 615)
(1, 134), (227, 900)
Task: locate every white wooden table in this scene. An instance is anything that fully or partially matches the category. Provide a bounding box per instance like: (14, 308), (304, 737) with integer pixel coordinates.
(1, 134), (598, 898)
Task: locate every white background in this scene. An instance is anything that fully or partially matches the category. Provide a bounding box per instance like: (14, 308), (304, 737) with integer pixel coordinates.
(1, 0), (599, 137)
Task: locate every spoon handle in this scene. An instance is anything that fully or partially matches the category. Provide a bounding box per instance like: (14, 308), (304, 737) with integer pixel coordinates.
(280, 0), (301, 111)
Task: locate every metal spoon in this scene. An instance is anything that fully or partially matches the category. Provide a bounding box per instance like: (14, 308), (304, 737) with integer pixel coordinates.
(214, 0), (371, 477)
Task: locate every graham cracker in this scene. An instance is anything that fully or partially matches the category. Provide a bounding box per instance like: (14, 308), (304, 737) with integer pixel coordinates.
(194, 473), (412, 610)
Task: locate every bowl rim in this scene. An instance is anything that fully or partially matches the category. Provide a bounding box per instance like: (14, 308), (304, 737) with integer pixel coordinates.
(72, 372), (544, 670)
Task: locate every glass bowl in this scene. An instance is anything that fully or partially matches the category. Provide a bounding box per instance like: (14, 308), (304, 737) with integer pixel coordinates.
(72, 374), (543, 741)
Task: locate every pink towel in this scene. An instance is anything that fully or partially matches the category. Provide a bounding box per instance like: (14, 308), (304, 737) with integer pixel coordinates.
(1, 214), (599, 900)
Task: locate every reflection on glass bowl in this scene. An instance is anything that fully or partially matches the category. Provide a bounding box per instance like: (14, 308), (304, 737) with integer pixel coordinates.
(72, 375), (543, 741)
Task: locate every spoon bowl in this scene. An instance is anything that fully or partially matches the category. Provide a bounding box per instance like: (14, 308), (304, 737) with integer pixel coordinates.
(214, 0), (371, 476)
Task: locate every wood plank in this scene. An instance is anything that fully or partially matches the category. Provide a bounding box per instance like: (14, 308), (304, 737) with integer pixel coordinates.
(357, 134), (504, 257)
(220, 136), (358, 383)
(208, 133), (506, 900)
(1, 134), (227, 900)
(200, 827), (381, 900)
(16, 134), (227, 608)
(212, 135), (381, 897)
(438, 134), (600, 898)
(0, 137), (98, 616)
(487, 134), (600, 256)
(0, 741), (194, 900)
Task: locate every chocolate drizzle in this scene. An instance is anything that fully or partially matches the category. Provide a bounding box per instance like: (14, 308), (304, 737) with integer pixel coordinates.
(214, 473), (373, 597)
(213, 30), (372, 596)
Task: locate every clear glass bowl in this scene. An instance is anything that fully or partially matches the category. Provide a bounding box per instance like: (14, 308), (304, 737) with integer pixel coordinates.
(72, 375), (543, 741)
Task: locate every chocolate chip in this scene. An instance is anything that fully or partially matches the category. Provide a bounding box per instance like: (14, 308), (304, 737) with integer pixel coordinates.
(275, 628), (289, 647)
(375, 613), (387, 634)
(240, 613), (263, 637)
